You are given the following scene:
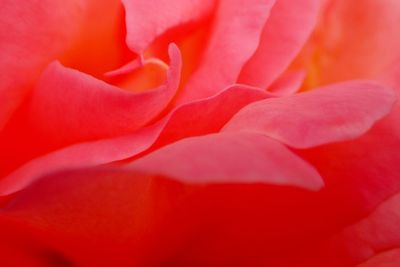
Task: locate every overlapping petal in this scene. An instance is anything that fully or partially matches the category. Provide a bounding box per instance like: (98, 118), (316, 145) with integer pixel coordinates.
(0, 165), (321, 266)
(176, 0), (276, 103)
(1, 0), (399, 266)
(0, 86), (268, 195)
(223, 81), (396, 148)
(0, 0), (128, 130)
(0, 44), (181, 178)
(239, 0), (319, 89)
(30, 44), (181, 142)
(130, 132), (323, 189)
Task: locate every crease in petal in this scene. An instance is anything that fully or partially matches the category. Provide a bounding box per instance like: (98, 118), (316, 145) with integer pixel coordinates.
(267, 71), (306, 96)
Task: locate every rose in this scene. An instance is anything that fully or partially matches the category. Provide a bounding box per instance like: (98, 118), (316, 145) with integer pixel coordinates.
(0, 0), (399, 266)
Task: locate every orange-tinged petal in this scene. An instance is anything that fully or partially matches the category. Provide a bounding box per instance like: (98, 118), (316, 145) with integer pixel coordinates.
(0, 85), (268, 195)
(176, 0), (276, 104)
(0, 0), (131, 131)
(239, 0), (319, 89)
(0, 44), (181, 178)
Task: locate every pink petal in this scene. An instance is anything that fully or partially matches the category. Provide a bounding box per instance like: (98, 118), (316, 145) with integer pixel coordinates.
(0, 125), (163, 196)
(130, 132), (323, 190)
(0, 86), (268, 195)
(31, 43), (181, 142)
(0, 44), (181, 177)
(238, 0), (319, 89)
(0, 0), (129, 130)
(223, 81), (396, 148)
(0, 0), (82, 130)
(176, 0), (276, 104)
(122, 0), (215, 53)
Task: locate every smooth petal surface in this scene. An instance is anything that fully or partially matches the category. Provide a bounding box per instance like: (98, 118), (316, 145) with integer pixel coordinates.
(223, 81), (396, 148)
(1, 170), (171, 267)
(176, 0), (276, 103)
(0, 0), (82, 130)
(311, 0), (400, 86)
(239, 0), (319, 89)
(0, 0), (129, 130)
(0, 166), (324, 266)
(130, 132), (323, 190)
(0, 86), (268, 195)
(122, 0), (215, 53)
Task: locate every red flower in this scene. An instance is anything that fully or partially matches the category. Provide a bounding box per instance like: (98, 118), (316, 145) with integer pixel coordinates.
(0, 0), (399, 266)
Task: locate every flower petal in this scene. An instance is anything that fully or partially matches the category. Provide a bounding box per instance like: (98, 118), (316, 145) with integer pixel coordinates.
(176, 0), (276, 103)
(122, 0), (215, 53)
(31, 43), (181, 142)
(1, 170), (173, 266)
(239, 0), (319, 89)
(0, 165), (321, 266)
(299, 0), (400, 88)
(0, 0), (128, 130)
(223, 81), (396, 148)
(130, 132), (323, 190)
(0, 44), (181, 178)
(0, 0), (82, 130)
(267, 71), (306, 96)
(0, 86), (268, 195)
